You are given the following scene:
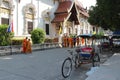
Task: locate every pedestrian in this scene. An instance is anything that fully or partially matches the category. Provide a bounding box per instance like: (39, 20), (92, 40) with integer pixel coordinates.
(109, 38), (113, 51)
(73, 36), (76, 47)
(76, 36), (79, 46)
(82, 38), (85, 46)
(22, 37), (28, 53)
(26, 39), (32, 53)
(63, 36), (67, 47)
(68, 37), (73, 48)
(67, 36), (69, 47)
(71, 37), (73, 48)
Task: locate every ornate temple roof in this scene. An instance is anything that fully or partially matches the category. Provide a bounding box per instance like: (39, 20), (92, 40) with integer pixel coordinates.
(51, 13), (68, 23)
(55, 1), (72, 14)
(51, 0), (89, 23)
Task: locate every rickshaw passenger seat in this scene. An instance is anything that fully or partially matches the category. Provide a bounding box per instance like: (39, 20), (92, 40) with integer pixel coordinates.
(79, 47), (93, 58)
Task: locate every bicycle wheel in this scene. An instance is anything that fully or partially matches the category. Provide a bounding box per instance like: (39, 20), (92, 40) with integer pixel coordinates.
(92, 53), (100, 67)
(61, 57), (72, 78)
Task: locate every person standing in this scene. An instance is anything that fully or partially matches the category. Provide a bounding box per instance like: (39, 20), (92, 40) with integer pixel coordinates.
(26, 39), (32, 53)
(63, 36), (67, 47)
(76, 36), (80, 46)
(22, 37), (28, 53)
(73, 36), (76, 47)
(109, 38), (113, 51)
(82, 38), (85, 46)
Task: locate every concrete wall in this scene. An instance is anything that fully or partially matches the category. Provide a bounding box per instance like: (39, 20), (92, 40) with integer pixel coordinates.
(0, 0), (58, 38)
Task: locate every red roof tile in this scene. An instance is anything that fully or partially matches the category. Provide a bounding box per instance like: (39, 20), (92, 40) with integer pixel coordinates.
(51, 13), (68, 23)
(55, 1), (72, 13)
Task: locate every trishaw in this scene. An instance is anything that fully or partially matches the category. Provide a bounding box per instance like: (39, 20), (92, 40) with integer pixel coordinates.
(100, 36), (110, 51)
(61, 34), (100, 78)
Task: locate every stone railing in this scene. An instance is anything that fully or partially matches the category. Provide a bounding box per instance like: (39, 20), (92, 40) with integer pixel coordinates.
(0, 43), (62, 56)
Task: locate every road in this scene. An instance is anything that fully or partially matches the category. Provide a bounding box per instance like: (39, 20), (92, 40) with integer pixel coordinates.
(0, 48), (113, 80)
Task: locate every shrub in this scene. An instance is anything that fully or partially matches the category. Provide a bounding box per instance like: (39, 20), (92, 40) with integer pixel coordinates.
(12, 38), (23, 45)
(31, 28), (45, 44)
(0, 24), (14, 46)
(53, 38), (58, 43)
(44, 38), (53, 43)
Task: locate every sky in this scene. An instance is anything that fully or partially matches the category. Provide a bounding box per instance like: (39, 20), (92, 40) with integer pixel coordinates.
(78, 0), (96, 9)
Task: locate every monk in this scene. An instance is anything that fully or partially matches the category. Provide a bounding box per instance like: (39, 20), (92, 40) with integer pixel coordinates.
(22, 37), (28, 53)
(82, 38), (85, 45)
(71, 37), (73, 48)
(76, 37), (79, 46)
(68, 37), (71, 48)
(63, 36), (67, 47)
(26, 39), (32, 53)
(68, 37), (73, 48)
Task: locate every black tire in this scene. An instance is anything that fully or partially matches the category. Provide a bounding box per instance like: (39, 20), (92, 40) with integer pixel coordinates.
(92, 53), (100, 67)
(61, 57), (72, 78)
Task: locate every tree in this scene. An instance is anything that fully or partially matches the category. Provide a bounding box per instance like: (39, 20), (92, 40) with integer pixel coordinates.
(88, 0), (120, 31)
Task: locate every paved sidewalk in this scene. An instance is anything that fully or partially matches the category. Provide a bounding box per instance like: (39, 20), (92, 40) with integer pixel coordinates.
(86, 53), (120, 80)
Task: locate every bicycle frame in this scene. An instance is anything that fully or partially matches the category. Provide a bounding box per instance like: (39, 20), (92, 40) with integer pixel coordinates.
(67, 50), (77, 64)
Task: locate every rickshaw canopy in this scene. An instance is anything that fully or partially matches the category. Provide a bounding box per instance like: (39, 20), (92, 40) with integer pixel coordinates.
(77, 34), (93, 38)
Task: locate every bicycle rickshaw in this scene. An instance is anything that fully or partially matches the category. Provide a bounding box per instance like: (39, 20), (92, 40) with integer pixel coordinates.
(61, 34), (100, 78)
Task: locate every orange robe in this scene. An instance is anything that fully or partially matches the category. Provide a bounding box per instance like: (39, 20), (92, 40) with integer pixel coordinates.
(82, 38), (85, 45)
(63, 37), (67, 47)
(68, 37), (71, 48)
(71, 38), (73, 48)
(26, 40), (32, 53)
(22, 39), (27, 53)
(68, 37), (73, 48)
(76, 37), (79, 46)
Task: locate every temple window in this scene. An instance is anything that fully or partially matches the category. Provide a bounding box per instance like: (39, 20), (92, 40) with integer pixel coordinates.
(28, 21), (33, 34)
(0, 0), (11, 25)
(26, 7), (34, 34)
(1, 18), (9, 25)
(75, 28), (77, 35)
(69, 28), (71, 34)
(45, 24), (49, 35)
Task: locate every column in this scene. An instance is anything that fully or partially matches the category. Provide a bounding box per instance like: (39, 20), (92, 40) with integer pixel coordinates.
(23, 17), (28, 34)
(9, 8), (13, 23)
(72, 21), (75, 34)
(58, 22), (63, 47)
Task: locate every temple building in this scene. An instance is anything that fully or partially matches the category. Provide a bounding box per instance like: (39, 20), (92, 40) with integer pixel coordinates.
(0, 0), (100, 43)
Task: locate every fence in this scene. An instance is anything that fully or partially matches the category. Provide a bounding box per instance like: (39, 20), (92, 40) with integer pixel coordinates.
(0, 43), (62, 56)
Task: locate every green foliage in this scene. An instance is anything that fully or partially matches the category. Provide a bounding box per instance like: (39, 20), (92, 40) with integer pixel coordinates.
(93, 31), (104, 39)
(0, 24), (14, 46)
(88, 0), (120, 31)
(12, 38), (23, 45)
(88, 6), (100, 26)
(69, 34), (76, 38)
(31, 28), (45, 44)
(44, 38), (53, 43)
